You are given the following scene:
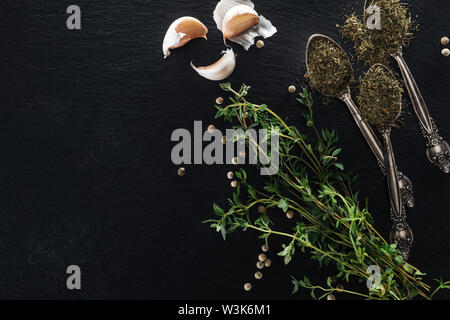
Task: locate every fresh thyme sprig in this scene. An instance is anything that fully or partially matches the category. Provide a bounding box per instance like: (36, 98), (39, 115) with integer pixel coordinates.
(206, 83), (448, 300)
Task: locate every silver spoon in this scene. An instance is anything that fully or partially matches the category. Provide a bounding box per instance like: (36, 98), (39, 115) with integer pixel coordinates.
(306, 34), (414, 208)
(361, 64), (413, 260)
(363, 0), (450, 173)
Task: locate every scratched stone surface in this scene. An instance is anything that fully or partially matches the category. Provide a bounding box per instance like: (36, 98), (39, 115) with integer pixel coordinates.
(0, 0), (449, 299)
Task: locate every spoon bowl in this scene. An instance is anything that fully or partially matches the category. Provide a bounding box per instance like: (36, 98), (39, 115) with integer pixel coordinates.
(360, 63), (403, 129)
(305, 34), (352, 99)
(368, 63), (402, 121)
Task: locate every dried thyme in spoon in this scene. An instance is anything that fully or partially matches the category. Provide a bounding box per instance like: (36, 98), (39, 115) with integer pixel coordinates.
(340, 0), (414, 65)
(358, 64), (403, 129)
(306, 35), (353, 98)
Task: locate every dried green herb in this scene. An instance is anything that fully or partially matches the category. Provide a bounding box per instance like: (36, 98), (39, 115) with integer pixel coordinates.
(340, 0), (414, 65)
(358, 65), (403, 129)
(207, 83), (450, 300)
(306, 36), (353, 98)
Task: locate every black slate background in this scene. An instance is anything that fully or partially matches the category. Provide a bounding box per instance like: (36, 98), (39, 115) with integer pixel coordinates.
(0, 0), (449, 299)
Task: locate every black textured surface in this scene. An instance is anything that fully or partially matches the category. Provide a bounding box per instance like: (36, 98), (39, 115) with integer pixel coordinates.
(0, 0), (449, 299)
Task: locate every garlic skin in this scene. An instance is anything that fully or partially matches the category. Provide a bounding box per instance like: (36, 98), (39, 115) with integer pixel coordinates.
(191, 49), (236, 81)
(162, 17), (208, 58)
(213, 0), (277, 50)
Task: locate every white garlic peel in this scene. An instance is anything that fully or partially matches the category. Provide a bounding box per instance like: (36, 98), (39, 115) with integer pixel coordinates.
(162, 17), (208, 58)
(213, 0), (277, 50)
(191, 49), (236, 81)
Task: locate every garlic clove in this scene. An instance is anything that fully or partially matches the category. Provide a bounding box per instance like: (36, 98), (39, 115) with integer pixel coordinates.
(222, 5), (259, 40)
(214, 0), (255, 31)
(213, 0), (277, 50)
(162, 17), (208, 58)
(191, 49), (236, 81)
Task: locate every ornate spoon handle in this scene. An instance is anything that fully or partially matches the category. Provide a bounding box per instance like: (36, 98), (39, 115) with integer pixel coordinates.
(341, 93), (415, 207)
(381, 128), (413, 260)
(393, 52), (450, 173)
(389, 206), (413, 261)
